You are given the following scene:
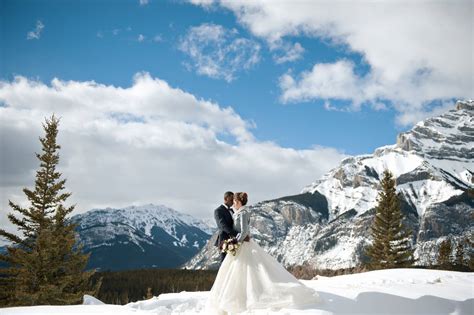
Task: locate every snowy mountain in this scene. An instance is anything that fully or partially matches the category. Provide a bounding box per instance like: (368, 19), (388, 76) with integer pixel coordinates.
(185, 100), (473, 270)
(71, 204), (215, 271)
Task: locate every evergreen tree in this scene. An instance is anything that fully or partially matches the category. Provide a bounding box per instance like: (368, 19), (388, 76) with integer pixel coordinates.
(437, 238), (453, 269)
(454, 240), (465, 267)
(0, 115), (100, 306)
(467, 238), (474, 271)
(365, 169), (415, 269)
(145, 287), (153, 300)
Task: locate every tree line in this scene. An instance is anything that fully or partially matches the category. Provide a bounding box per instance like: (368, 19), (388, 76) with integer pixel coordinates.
(91, 268), (217, 305)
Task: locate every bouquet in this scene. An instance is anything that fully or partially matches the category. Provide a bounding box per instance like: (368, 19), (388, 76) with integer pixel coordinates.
(221, 237), (240, 256)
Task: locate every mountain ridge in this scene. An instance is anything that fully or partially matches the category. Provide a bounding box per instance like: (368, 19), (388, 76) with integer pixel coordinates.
(71, 204), (215, 271)
(185, 100), (473, 270)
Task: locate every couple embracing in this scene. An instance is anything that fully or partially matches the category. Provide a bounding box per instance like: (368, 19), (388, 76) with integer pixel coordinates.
(206, 191), (322, 314)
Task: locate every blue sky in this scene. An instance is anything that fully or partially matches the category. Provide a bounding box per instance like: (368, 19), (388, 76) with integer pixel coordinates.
(0, 0), (471, 223)
(2, 0), (406, 155)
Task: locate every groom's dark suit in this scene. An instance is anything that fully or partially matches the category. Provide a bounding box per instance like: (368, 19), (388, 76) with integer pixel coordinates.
(214, 204), (237, 262)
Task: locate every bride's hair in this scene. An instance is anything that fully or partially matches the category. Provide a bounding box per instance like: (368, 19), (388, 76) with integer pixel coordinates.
(234, 192), (248, 206)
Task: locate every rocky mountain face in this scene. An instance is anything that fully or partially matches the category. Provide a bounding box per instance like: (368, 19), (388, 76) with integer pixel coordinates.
(185, 100), (473, 270)
(71, 204), (214, 271)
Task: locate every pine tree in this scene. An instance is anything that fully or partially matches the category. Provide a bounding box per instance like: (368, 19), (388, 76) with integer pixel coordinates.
(454, 240), (465, 267)
(467, 237), (474, 271)
(365, 169), (415, 270)
(145, 287), (153, 299)
(437, 238), (453, 269)
(0, 115), (100, 306)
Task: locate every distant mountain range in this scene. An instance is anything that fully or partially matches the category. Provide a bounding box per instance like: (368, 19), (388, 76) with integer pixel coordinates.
(185, 100), (473, 270)
(1, 101), (472, 272)
(70, 204), (215, 271)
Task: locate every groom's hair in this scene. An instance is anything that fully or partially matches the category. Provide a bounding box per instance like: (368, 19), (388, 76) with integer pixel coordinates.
(224, 191), (234, 199)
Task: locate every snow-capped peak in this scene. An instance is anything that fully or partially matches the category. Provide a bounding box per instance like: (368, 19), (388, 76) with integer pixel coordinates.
(73, 203), (215, 240)
(302, 101), (473, 219)
(186, 101), (472, 271)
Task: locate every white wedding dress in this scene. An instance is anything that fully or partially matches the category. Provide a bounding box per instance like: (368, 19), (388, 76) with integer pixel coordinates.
(206, 206), (321, 314)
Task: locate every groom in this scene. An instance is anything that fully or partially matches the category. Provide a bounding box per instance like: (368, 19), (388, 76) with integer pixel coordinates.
(214, 191), (238, 263)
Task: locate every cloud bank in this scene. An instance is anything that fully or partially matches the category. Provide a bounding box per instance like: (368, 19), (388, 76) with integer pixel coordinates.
(0, 73), (345, 235)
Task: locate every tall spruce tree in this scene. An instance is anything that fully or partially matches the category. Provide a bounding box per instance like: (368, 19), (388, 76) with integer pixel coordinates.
(364, 169), (415, 269)
(0, 115), (100, 306)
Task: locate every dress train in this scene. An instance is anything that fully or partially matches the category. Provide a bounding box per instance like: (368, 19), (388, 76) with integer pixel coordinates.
(206, 239), (321, 314)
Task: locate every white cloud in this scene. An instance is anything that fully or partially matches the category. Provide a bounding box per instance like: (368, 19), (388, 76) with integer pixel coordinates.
(394, 99), (457, 126)
(271, 41), (305, 64)
(179, 23), (261, 82)
(26, 20), (44, 40)
(0, 74), (345, 235)
(98, 28), (150, 43)
(280, 60), (365, 107)
(323, 100), (349, 112)
(188, 0), (214, 6)
(139, 0), (149, 6)
(189, 0), (473, 126)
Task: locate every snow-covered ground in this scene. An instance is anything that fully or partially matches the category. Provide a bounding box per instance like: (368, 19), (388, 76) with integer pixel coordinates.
(2, 269), (473, 314)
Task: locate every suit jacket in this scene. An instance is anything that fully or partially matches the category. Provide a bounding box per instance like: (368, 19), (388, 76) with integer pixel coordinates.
(213, 204), (237, 248)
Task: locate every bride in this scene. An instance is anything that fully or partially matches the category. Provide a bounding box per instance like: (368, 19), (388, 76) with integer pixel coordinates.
(206, 192), (322, 314)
